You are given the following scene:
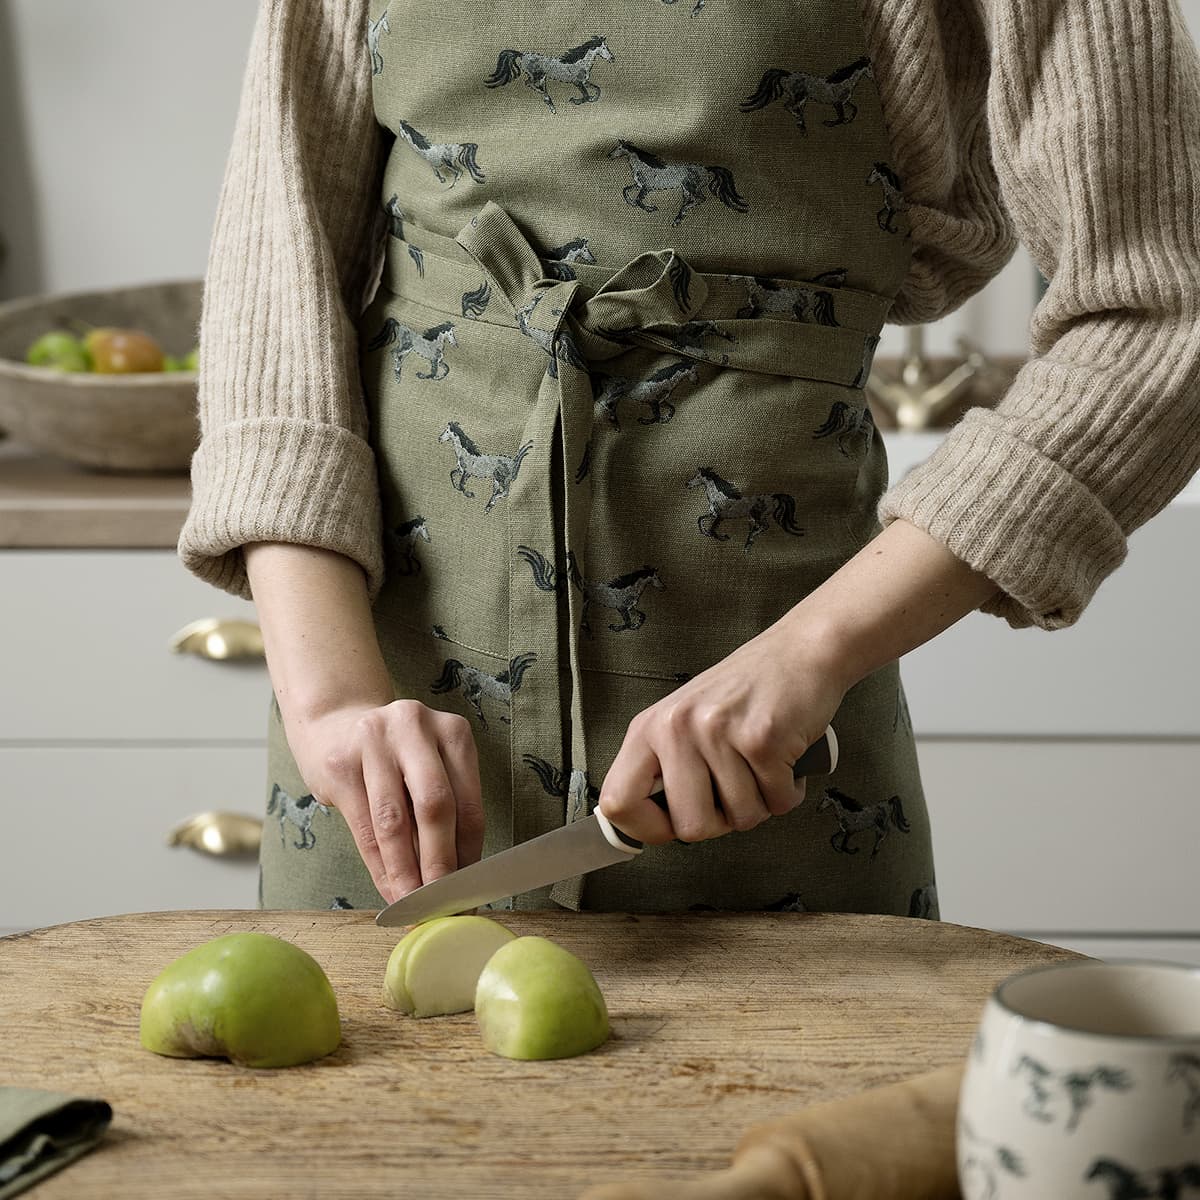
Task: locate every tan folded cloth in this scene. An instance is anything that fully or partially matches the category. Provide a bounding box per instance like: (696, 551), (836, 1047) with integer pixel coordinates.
(579, 1063), (965, 1200)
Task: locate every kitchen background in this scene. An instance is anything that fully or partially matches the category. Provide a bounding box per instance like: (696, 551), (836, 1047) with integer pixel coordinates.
(1, 2), (1197, 957)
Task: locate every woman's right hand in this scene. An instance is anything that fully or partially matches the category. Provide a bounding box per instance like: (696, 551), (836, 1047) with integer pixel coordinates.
(286, 699), (485, 905)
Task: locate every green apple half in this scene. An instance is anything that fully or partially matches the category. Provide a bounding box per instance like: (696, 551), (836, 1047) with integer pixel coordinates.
(384, 915), (516, 1017)
(475, 936), (610, 1060)
(139, 932), (341, 1068)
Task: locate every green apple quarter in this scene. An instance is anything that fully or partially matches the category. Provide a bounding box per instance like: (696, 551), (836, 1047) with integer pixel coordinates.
(474, 936), (610, 1060)
(139, 931), (341, 1068)
(384, 914), (516, 1017)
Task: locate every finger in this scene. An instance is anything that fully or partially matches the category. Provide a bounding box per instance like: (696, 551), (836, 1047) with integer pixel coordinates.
(654, 734), (731, 843)
(704, 740), (772, 832)
(360, 734), (422, 900)
(751, 754), (808, 818)
(598, 724), (675, 845)
(400, 733), (460, 884)
(436, 714), (485, 868)
(321, 760), (391, 904)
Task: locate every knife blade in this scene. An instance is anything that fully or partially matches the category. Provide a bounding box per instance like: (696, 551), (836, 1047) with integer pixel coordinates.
(374, 723), (839, 927)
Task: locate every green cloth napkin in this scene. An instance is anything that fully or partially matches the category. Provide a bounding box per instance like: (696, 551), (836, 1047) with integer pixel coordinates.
(0, 1089), (112, 1199)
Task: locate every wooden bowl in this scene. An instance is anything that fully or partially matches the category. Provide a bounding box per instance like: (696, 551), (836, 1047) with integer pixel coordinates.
(0, 278), (202, 472)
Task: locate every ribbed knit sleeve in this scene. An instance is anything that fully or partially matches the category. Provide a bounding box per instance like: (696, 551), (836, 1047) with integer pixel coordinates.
(877, 0), (1200, 631)
(177, 0), (391, 603)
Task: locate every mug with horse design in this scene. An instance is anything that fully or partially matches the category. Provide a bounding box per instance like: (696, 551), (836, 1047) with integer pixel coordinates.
(957, 959), (1200, 1199)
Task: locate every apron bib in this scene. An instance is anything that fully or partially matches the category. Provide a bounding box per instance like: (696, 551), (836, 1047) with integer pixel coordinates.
(261, 0), (940, 921)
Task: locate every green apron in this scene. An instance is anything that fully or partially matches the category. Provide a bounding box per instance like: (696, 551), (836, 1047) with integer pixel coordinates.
(261, 0), (940, 921)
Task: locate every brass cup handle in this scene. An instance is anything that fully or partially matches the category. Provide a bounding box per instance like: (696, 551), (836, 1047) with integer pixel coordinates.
(167, 812), (263, 858)
(168, 617), (265, 661)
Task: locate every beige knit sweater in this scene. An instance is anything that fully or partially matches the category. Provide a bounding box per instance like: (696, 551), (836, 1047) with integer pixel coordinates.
(178, 0), (1200, 633)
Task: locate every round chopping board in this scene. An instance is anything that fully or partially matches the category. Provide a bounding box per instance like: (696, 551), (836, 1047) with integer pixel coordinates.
(0, 910), (1084, 1198)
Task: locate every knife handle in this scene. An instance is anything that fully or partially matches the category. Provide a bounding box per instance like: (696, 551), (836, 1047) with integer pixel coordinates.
(595, 724), (839, 854)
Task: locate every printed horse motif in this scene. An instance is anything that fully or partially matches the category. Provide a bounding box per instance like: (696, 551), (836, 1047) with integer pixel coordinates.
(397, 118), (486, 187)
(461, 280), (492, 319)
(514, 292), (586, 378)
(733, 274), (842, 324)
(661, 0), (706, 15)
(523, 754), (600, 823)
(740, 56), (875, 134)
(438, 422), (533, 512)
(484, 36), (615, 113)
(543, 236), (598, 281)
(367, 11), (390, 75)
(366, 317), (458, 380)
(430, 652), (538, 729)
(565, 549), (665, 635)
(266, 783), (330, 850)
(592, 359), (701, 428)
(1169, 1054), (1200, 1131)
(387, 516), (430, 574)
(686, 467), (804, 552)
(813, 400), (875, 456)
(610, 139), (749, 226)
(1012, 1056), (1132, 1132)
(957, 1119), (1026, 1200)
(908, 883), (937, 918)
(1085, 1158), (1200, 1200)
(866, 161), (908, 233)
(817, 786), (910, 858)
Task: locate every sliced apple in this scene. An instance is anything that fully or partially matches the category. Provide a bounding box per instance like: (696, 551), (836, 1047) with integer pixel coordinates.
(474, 935), (610, 1060)
(383, 915), (516, 1018)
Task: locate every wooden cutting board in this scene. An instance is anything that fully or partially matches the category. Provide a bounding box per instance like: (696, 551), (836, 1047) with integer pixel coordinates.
(0, 910), (1083, 1198)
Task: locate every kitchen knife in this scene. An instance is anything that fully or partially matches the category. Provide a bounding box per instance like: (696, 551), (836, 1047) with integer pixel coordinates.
(374, 724), (838, 927)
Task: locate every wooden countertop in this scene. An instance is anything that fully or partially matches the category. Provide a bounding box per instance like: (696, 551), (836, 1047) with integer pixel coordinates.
(0, 438), (190, 548)
(0, 909), (1084, 1198)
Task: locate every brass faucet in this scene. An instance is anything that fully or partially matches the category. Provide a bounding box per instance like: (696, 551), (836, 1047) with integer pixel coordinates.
(867, 324), (1009, 431)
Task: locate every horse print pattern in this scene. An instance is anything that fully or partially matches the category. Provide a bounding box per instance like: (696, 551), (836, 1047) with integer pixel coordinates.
(384, 194), (408, 238)
(591, 359), (700, 428)
(610, 140), (749, 226)
(516, 544), (565, 592)
(397, 118), (486, 186)
(687, 467), (804, 551)
(543, 236), (598, 280)
(386, 515), (430, 574)
(1170, 1054), (1200, 1131)
(430, 651), (538, 729)
(367, 10), (390, 75)
(461, 280), (492, 319)
(867, 161), (908, 234)
(523, 754), (600, 822)
(733, 272), (845, 324)
(907, 883), (937, 918)
(514, 291), (586, 378)
(740, 56), (875, 134)
(267, 783), (330, 850)
(817, 786), (910, 858)
(661, 0), (707, 16)
(438, 421), (533, 511)
(367, 317), (457, 380)
(957, 1119), (1026, 1200)
(1011, 1056), (1133, 1133)
(565, 549), (665, 635)
(1085, 1158), (1200, 1199)
(330, 896), (355, 909)
(484, 36), (615, 113)
(813, 400), (875, 457)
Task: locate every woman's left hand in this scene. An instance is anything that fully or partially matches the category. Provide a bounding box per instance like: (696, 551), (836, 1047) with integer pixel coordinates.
(596, 617), (850, 845)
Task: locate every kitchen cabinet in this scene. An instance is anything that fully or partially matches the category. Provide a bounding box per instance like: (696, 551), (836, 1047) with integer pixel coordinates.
(0, 446), (264, 935)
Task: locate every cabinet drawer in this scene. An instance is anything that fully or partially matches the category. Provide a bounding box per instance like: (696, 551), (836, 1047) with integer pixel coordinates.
(919, 739), (1200, 933)
(0, 550), (269, 741)
(0, 746), (263, 932)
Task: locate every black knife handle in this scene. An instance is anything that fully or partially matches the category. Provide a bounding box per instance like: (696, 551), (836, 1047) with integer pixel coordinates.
(606, 724), (839, 852)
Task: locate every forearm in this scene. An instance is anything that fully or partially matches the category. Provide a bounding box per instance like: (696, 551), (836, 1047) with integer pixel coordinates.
(244, 542), (395, 727)
(783, 518), (1001, 692)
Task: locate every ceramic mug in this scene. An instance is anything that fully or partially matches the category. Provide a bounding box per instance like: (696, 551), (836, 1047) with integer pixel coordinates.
(957, 959), (1200, 1200)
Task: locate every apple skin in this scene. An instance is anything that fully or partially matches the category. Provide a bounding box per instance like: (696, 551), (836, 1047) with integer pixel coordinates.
(139, 932), (341, 1068)
(475, 936), (609, 1060)
(83, 327), (165, 373)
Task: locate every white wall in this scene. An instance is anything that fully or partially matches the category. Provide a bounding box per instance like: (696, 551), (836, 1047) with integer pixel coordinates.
(2, 0), (1198, 362)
